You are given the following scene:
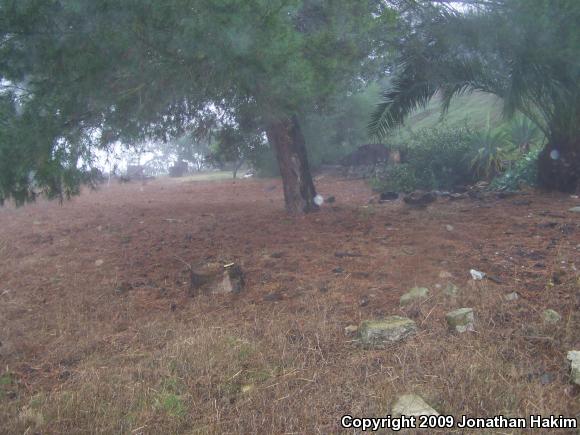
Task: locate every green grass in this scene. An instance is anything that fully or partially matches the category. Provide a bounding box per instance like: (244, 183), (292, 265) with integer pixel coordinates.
(388, 91), (504, 143)
(178, 171), (236, 182)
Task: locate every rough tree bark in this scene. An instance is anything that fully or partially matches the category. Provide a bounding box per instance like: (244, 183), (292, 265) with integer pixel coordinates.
(538, 138), (580, 193)
(266, 115), (319, 214)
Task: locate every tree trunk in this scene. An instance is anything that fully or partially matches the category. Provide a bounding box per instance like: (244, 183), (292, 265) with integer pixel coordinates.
(538, 138), (580, 193)
(266, 115), (319, 214)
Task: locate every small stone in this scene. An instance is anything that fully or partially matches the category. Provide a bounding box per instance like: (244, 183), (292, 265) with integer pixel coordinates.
(505, 292), (519, 301)
(568, 206), (580, 213)
(344, 325), (359, 335)
(325, 196), (336, 204)
(542, 309), (561, 324)
(95, 259), (104, 267)
(359, 316), (417, 346)
(443, 283), (459, 297)
(439, 271), (453, 279)
(400, 287), (429, 306)
(446, 308), (475, 333)
(470, 269), (485, 280)
(567, 351), (580, 386)
(445, 225), (454, 232)
(392, 394), (439, 417)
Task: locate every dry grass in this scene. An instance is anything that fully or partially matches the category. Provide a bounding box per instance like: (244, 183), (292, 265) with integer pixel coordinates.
(0, 178), (578, 434)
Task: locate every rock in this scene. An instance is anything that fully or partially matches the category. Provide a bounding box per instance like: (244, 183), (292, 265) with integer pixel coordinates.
(446, 308), (475, 333)
(439, 271), (453, 279)
(505, 292), (519, 301)
(400, 287), (429, 305)
(470, 269), (485, 280)
(325, 196), (336, 204)
(332, 267), (344, 274)
(568, 206), (580, 213)
(359, 316), (417, 346)
(95, 259), (104, 267)
(392, 394), (439, 417)
(344, 325), (359, 335)
(403, 191), (436, 208)
(379, 192), (399, 201)
(189, 263), (245, 296)
(542, 309), (561, 324)
(445, 225), (454, 232)
(567, 351), (580, 386)
(443, 283), (459, 297)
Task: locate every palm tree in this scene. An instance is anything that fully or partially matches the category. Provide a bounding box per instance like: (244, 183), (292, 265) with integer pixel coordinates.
(509, 116), (541, 154)
(469, 127), (509, 180)
(370, 0), (580, 192)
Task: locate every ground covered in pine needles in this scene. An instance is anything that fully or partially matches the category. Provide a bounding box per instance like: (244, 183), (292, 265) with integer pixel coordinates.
(0, 176), (579, 433)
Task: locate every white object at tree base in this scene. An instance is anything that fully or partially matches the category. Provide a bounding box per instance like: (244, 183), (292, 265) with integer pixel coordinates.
(314, 195), (324, 206)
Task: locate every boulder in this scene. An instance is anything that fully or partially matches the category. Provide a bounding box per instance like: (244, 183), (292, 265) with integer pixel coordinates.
(542, 309), (561, 324)
(567, 351), (580, 386)
(359, 317), (417, 346)
(446, 308), (475, 333)
(189, 263), (245, 296)
(392, 394), (439, 417)
(400, 287), (429, 306)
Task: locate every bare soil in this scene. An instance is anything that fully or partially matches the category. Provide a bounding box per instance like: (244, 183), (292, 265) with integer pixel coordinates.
(0, 176), (579, 433)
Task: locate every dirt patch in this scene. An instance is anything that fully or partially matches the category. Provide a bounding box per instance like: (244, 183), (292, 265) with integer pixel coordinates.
(0, 177), (579, 433)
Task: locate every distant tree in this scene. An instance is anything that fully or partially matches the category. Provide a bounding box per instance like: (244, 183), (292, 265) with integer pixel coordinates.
(0, 0), (395, 212)
(209, 124), (266, 178)
(369, 0), (580, 192)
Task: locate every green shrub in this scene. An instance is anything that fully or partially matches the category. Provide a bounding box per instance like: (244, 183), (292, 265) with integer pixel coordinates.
(371, 163), (417, 193)
(468, 128), (511, 180)
(491, 148), (540, 190)
(373, 125), (474, 192)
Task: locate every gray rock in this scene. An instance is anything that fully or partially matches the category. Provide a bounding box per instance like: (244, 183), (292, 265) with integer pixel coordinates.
(567, 351), (580, 386)
(542, 309), (561, 324)
(446, 308), (475, 333)
(445, 225), (454, 232)
(359, 316), (417, 346)
(568, 206), (580, 213)
(392, 394), (439, 417)
(400, 287), (429, 305)
(505, 292), (519, 301)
